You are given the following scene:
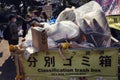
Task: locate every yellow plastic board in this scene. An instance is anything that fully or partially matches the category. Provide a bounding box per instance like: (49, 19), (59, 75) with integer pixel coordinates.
(106, 16), (120, 30)
(22, 48), (118, 80)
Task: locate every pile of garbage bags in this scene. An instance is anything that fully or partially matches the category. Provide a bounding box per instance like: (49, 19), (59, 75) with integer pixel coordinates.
(20, 1), (113, 51)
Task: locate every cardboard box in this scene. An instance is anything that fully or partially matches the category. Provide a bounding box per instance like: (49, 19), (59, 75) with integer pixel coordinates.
(31, 27), (48, 52)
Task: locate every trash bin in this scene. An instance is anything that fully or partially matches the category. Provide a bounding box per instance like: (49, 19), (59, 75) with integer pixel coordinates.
(18, 48), (118, 80)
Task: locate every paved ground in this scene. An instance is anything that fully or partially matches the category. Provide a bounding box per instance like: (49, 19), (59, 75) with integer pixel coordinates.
(0, 40), (16, 80)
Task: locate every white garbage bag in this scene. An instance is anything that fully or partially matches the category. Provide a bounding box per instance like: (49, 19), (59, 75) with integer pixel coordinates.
(45, 21), (80, 42)
(74, 1), (111, 47)
(21, 26), (57, 48)
(47, 37), (57, 48)
(55, 1), (111, 47)
(74, 1), (102, 18)
(56, 7), (76, 23)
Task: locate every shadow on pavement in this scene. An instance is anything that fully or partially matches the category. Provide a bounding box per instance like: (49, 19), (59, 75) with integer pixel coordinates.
(0, 57), (16, 80)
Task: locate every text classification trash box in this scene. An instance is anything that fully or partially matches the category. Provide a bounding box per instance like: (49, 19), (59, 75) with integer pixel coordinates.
(21, 48), (118, 80)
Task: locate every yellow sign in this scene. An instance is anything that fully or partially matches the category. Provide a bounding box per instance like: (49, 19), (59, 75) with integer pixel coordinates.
(22, 48), (118, 80)
(106, 15), (120, 30)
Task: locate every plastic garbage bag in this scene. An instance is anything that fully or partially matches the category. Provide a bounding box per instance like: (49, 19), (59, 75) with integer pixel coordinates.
(21, 1), (111, 48)
(19, 27), (41, 48)
(56, 7), (76, 23)
(47, 37), (57, 48)
(20, 26), (58, 49)
(25, 28), (32, 41)
(50, 18), (56, 24)
(70, 41), (95, 48)
(74, 1), (111, 47)
(55, 1), (111, 47)
(24, 47), (38, 60)
(74, 1), (102, 18)
(45, 21), (80, 43)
